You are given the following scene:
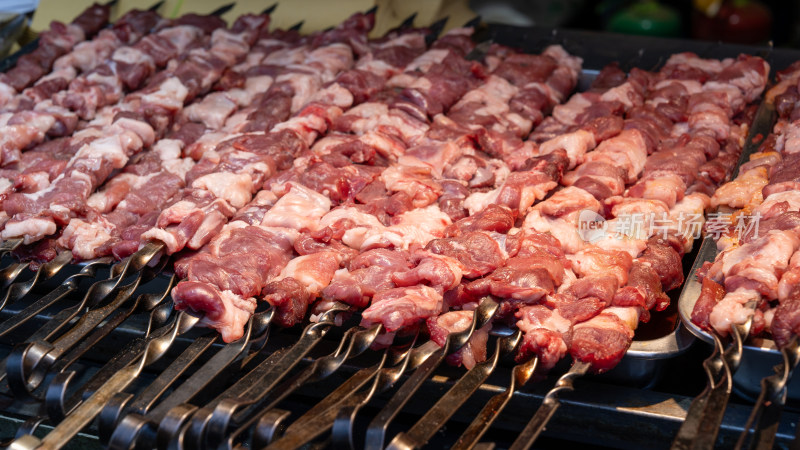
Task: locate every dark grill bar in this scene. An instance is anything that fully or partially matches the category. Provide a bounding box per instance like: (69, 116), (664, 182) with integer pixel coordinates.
(0, 3), (799, 450)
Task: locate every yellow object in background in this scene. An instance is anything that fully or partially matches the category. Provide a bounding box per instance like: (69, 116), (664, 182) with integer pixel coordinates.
(692, 0), (723, 17)
(31, 0), (473, 38)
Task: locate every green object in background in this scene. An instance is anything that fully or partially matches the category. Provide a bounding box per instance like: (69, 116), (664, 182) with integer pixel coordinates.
(606, 0), (681, 37)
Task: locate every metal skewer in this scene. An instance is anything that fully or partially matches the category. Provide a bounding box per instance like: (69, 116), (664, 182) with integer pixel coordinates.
(0, 238), (23, 258)
(0, 251), (72, 314)
(0, 261), (30, 291)
(5, 243), (166, 400)
(104, 307), (275, 449)
(364, 297), (500, 450)
(329, 341), (443, 450)
(218, 323), (384, 449)
(452, 355), (539, 450)
(672, 300), (757, 450)
(261, 333), (424, 449)
(0, 257), (111, 339)
(387, 329), (523, 450)
(735, 338), (800, 450)
(175, 302), (351, 450)
(508, 360), (591, 449)
(43, 276), (177, 423)
(3, 280), (177, 441)
(9, 310), (202, 450)
(424, 16), (449, 46)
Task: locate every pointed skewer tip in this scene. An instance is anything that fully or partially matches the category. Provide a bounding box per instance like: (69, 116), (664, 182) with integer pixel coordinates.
(464, 15), (482, 28)
(398, 12), (417, 29)
(262, 3), (278, 15)
(430, 15), (449, 32)
(146, 0), (164, 12)
(210, 2), (236, 17)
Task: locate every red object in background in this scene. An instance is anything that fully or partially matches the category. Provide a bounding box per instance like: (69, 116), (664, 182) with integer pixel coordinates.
(692, 0), (772, 44)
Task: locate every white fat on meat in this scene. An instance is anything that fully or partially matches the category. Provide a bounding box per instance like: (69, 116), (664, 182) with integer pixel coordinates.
(517, 306), (571, 336)
(584, 129), (647, 183)
(276, 73), (322, 113)
(356, 58), (398, 79)
(533, 186), (602, 224)
(340, 103), (428, 142)
(710, 167), (768, 209)
(242, 75), (274, 102)
(386, 205), (451, 246)
(274, 251), (343, 295)
(72, 134), (133, 170)
(153, 139), (193, 178)
(515, 305), (570, 371)
(454, 75), (519, 110)
(551, 93), (592, 126)
(522, 210), (586, 255)
(308, 83), (354, 109)
(430, 310), (489, 369)
(209, 29), (251, 64)
(185, 131), (229, 158)
(262, 45), (308, 66)
(17, 171), (50, 192)
(664, 52), (728, 74)
(359, 131), (407, 161)
(543, 44), (583, 78)
(318, 207), (389, 249)
(776, 123), (800, 155)
(87, 173), (145, 212)
(142, 77), (189, 113)
(668, 193), (710, 253)
(191, 172), (254, 209)
(537, 129), (596, 169)
(184, 92), (238, 130)
(310, 135), (354, 156)
(778, 252), (800, 302)
(702, 81), (746, 114)
(0, 82), (15, 104)
(399, 49), (449, 75)
(112, 46), (154, 69)
(2, 217), (57, 244)
(112, 117), (156, 147)
(159, 25), (203, 53)
(380, 161), (441, 208)
(58, 216), (115, 260)
(689, 105), (730, 141)
(374, 32), (425, 50)
(708, 230), (800, 298)
(318, 205), (450, 251)
(361, 285), (444, 332)
(0, 177), (13, 196)
(603, 307), (640, 332)
(197, 290), (256, 343)
(260, 183), (331, 232)
(305, 43), (354, 83)
(600, 81), (642, 110)
(755, 190), (800, 219)
(591, 226), (647, 259)
(185, 200), (236, 251)
(140, 201), (195, 253)
(709, 288), (759, 335)
(272, 114), (329, 146)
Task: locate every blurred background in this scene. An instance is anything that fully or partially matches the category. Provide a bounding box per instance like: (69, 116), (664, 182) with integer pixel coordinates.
(0, 0), (797, 58)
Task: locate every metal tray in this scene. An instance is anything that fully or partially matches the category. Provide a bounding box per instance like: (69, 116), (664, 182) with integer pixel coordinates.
(676, 99), (797, 402)
(678, 239), (799, 402)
